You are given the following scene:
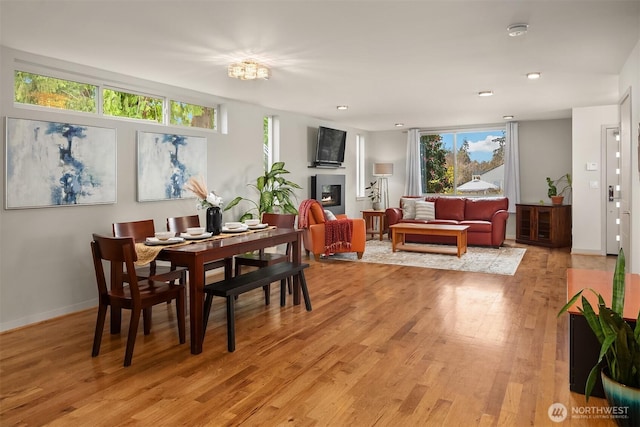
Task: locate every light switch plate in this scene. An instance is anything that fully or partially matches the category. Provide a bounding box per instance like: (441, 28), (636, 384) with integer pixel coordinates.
(586, 162), (598, 171)
(590, 180), (599, 189)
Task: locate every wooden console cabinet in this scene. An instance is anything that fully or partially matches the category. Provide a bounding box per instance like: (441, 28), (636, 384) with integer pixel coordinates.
(516, 203), (571, 247)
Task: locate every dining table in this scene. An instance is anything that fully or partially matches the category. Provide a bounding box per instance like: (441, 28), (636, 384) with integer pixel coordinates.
(150, 227), (305, 354)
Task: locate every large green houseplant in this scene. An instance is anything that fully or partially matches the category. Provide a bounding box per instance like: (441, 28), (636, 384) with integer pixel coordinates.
(224, 162), (301, 222)
(558, 249), (640, 406)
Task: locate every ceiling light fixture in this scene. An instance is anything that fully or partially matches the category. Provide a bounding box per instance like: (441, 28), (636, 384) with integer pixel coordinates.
(336, 105), (348, 110)
(503, 115), (514, 120)
(507, 23), (529, 37)
(394, 123), (404, 127)
(478, 91), (494, 97)
(527, 72), (541, 79)
(228, 60), (270, 80)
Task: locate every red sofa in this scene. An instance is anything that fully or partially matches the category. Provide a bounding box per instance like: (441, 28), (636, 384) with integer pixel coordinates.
(385, 196), (509, 247)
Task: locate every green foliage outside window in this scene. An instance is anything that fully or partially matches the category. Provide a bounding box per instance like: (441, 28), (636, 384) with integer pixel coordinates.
(103, 89), (163, 123)
(420, 134), (453, 193)
(170, 101), (216, 130)
(14, 71), (96, 112)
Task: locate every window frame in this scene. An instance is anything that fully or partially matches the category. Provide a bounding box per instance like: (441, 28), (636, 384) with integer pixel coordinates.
(12, 64), (219, 131)
(419, 126), (506, 196)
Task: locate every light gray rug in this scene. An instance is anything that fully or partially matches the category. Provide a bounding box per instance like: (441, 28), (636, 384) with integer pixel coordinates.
(327, 240), (526, 275)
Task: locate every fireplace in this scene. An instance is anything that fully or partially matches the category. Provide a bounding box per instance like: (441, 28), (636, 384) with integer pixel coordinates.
(311, 174), (345, 215)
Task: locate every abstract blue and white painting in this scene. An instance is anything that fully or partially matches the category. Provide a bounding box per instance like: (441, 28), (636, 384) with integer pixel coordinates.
(136, 131), (207, 202)
(5, 118), (116, 209)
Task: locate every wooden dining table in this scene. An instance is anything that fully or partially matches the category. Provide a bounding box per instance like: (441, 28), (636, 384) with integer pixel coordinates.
(155, 227), (304, 354)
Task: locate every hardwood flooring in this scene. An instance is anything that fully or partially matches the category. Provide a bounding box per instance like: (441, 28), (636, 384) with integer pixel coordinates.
(0, 242), (618, 426)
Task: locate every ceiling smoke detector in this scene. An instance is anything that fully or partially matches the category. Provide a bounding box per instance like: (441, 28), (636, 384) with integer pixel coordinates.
(507, 24), (529, 37)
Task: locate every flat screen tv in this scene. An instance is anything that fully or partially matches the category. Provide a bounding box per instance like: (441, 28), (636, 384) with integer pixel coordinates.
(314, 126), (346, 166)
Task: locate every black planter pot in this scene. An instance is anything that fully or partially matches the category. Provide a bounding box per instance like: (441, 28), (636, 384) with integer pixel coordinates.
(206, 206), (222, 235)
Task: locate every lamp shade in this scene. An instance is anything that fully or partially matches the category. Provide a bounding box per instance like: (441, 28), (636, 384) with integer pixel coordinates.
(373, 163), (393, 177)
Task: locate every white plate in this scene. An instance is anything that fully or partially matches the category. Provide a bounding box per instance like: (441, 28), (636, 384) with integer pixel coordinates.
(180, 232), (213, 240)
(145, 237), (185, 246)
(247, 223), (269, 230)
(221, 225), (249, 233)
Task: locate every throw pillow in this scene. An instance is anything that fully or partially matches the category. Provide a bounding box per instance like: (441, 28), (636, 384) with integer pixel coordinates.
(415, 201), (435, 220)
(324, 209), (337, 221)
(400, 198), (418, 219)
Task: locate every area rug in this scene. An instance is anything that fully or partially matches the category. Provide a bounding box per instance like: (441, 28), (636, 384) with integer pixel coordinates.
(327, 240), (526, 275)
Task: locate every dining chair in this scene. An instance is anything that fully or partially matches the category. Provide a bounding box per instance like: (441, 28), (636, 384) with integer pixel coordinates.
(234, 213), (296, 304)
(90, 234), (186, 367)
(112, 219), (175, 280)
(166, 215), (228, 276)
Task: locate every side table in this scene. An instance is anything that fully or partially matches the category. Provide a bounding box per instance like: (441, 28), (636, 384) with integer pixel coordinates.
(362, 210), (387, 241)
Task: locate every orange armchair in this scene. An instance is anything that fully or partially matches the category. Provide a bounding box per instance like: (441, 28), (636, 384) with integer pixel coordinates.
(298, 199), (366, 261)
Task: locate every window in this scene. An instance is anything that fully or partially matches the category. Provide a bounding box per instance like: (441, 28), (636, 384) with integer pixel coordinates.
(420, 128), (505, 195)
(356, 134), (365, 198)
(102, 88), (163, 123)
(170, 100), (216, 130)
(14, 70), (97, 112)
(14, 70), (219, 130)
(263, 116), (273, 171)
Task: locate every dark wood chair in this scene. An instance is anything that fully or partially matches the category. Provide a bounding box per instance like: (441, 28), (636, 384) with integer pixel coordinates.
(112, 219), (175, 280)
(166, 215), (228, 276)
(234, 213), (296, 303)
(90, 234), (186, 367)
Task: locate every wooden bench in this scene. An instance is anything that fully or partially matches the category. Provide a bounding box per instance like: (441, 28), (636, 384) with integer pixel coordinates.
(202, 262), (312, 351)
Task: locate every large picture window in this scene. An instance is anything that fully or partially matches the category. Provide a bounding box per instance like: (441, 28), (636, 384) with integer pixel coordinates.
(420, 128), (505, 195)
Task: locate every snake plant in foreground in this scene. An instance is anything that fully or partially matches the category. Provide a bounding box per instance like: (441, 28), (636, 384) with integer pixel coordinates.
(558, 248), (640, 401)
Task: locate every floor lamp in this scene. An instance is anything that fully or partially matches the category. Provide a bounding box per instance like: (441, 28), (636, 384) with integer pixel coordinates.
(373, 163), (393, 210)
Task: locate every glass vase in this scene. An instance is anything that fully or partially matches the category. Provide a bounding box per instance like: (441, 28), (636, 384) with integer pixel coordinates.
(206, 206), (222, 235)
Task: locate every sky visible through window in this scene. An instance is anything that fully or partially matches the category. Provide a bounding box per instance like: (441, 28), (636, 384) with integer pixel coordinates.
(441, 130), (503, 163)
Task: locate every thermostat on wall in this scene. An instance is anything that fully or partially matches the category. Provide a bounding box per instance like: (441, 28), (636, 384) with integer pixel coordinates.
(586, 162), (598, 171)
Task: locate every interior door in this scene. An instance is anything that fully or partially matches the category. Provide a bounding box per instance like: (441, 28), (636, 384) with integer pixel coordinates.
(618, 90), (632, 265)
(604, 126), (621, 255)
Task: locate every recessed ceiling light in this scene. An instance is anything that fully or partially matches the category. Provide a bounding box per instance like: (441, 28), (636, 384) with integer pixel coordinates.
(395, 123), (404, 127)
(507, 24), (529, 37)
(503, 115), (514, 120)
(478, 91), (494, 97)
(336, 105), (348, 110)
(527, 72), (541, 80)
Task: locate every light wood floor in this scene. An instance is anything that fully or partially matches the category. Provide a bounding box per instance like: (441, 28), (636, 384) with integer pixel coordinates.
(1, 241), (618, 426)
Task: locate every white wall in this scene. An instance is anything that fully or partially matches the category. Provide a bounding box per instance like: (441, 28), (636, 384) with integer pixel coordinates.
(618, 39), (640, 273)
(571, 105), (618, 254)
(0, 47), (368, 331)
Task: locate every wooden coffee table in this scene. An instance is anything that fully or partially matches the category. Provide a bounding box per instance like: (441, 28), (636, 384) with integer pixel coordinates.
(390, 223), (469, 257)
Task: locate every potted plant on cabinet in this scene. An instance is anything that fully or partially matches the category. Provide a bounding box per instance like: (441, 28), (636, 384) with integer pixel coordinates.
(366, 180), (381, 210)
(224, 162), (302, 222)
(546, 173), (572, 205)
(558, 248), (639, 426)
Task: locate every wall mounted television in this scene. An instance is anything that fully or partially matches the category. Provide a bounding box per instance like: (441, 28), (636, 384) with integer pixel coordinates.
(314, 126), (346, 167)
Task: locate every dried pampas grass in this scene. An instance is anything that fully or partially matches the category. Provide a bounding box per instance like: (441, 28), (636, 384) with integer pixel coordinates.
(184, 176), (208, 200)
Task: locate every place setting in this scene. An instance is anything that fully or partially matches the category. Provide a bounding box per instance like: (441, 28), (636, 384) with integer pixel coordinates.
(222, 219), (269, 233)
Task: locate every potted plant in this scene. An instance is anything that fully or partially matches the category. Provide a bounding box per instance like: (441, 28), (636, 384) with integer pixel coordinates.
(224, 162), (302, 222)
(558, 249), (639, 425)
(546, 173), (572, 205)
(366, 180), (381, 210)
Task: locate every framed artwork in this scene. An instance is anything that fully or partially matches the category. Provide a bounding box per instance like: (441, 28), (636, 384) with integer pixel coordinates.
(5, 118), (116, 209)
(137, 131), (207, 202)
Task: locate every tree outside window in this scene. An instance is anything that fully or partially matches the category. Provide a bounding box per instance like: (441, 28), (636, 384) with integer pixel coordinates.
(420, 129), (505, 195)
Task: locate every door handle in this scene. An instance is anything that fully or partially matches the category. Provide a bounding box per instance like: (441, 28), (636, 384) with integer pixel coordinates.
(608, 185), (614, 202)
